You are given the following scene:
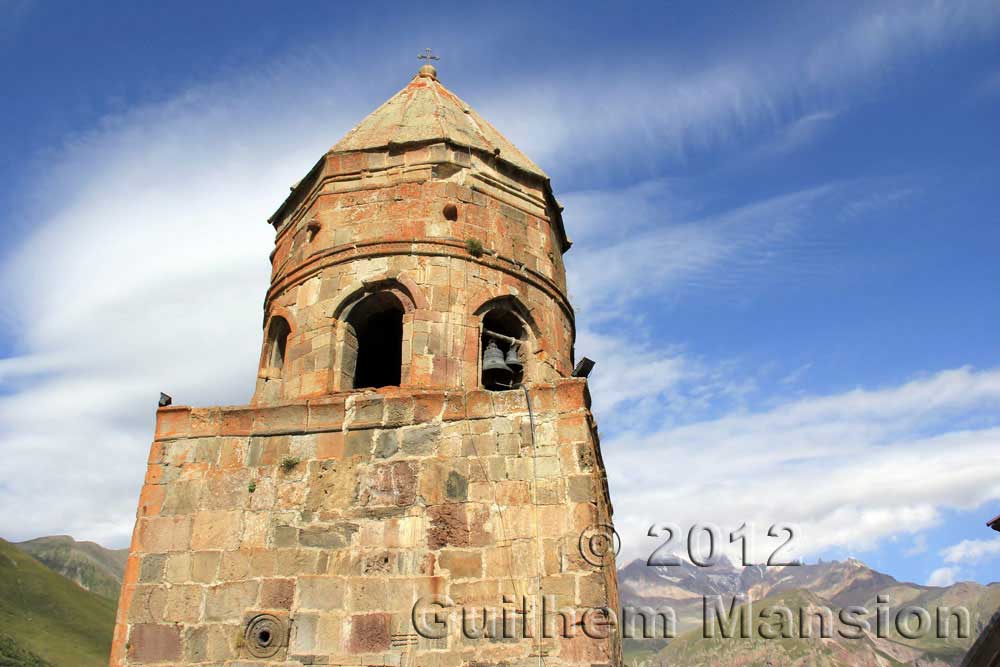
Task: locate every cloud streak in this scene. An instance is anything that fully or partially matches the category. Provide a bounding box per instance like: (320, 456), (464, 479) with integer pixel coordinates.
(942, 537), (1000, 564)
(604, 366), (1000, 563)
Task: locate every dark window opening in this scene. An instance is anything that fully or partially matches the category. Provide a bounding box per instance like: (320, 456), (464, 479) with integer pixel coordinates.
(267, 317), (291, 370)
(349, 294), (404, 389)
(481, 310), (524, 391)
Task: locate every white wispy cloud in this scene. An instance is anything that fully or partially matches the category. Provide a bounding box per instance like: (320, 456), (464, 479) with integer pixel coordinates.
(565, 182), (837, 318)
(805, 0), (1000, 87)
(0, 57), (379, 544)
(604, 366), (1000, 564)
(753, 110), (840, 158)
(479, 0), (999, 172)
(942, 537), (1000, 564)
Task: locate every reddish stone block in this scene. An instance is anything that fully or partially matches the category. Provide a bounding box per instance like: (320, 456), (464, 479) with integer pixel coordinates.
(260, 577), (295, 609)
(252, 404), (308, 434)
(217, 437), (246, 468)
(465, 390), (494, 419)
(144, 464), (165, 486)
(383, 394), (414, 427)
(155, 407), (190, 440)
(558, 413), (590, 443)
(138, 484), (165, 517)
(127, 624), (182, 663)
(528, 384), (556, 412)
(427, 504), (470, 549)
(309, 397), (346, 430)
(348, 395), (383, 429)
(147, 441), (164, 465)
(190, 511), (242, 550)
(358, 461), (417, 507)
(220, 407), (252, 436)
(442, 392), (466, 421)
(316, 431), (345, 459)
(188, 408), (221, 437)
(555, 379), (588, 412)
(348, 613), (391, 653)
(413, 391), (445, 422)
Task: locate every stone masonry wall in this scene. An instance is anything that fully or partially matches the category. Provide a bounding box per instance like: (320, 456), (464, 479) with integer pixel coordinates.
(111, 379), (621, 667)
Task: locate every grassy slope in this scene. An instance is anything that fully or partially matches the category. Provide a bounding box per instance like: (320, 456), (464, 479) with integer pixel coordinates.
(0, 539), (116, 667)
(15, 536), (127, 601)
(0, 634), (52, 667)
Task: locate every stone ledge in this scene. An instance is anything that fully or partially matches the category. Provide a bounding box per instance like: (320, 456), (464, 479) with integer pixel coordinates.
(155, 379), (591, 442)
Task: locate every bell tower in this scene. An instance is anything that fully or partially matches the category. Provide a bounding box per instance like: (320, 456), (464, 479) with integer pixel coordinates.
(111, 63), (621, 667)
(253, 61), (574, 404)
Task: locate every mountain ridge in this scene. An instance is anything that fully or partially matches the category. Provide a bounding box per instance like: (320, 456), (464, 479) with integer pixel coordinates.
(617, 557), (1000, 666)
(0, 538), (117, 667)
(14, 535), (127, 601)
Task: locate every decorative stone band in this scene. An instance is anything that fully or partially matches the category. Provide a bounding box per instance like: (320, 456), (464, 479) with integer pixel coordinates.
(155, 379), (591, 442)
(270, 144), (554, 241)
(264, 238), (575, 328)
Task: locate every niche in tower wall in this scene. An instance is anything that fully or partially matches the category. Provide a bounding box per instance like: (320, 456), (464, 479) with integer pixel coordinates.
(346, 292), (404, 389)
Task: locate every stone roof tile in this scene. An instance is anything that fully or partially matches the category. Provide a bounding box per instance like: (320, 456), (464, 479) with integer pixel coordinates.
(331, 71), (547, 179)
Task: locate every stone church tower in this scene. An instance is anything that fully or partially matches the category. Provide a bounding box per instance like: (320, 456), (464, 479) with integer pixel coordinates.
(111, 62), (620, 667)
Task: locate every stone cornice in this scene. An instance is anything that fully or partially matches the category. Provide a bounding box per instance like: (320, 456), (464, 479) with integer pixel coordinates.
(264, 238), (576, 328)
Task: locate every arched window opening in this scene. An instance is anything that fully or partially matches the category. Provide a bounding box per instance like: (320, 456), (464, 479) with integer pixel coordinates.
(481, 310), (525, 391)
(347, 293), (404, 389)
(267, 317), (291, 370)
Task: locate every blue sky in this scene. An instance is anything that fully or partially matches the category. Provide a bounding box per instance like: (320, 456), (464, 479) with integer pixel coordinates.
(1, 1), (999, 587)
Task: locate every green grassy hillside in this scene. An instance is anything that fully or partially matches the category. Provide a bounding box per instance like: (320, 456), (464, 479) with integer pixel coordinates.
(0, 539), (116, 667)
(0, 634), (51, 667)
(15, 536), (126, 601)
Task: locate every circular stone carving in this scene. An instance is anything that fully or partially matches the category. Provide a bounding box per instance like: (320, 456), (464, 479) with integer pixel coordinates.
(244, 614), (284, 659)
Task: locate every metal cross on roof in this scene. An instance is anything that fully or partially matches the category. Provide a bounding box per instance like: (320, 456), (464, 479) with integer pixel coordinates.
(418, 48), (439, 64)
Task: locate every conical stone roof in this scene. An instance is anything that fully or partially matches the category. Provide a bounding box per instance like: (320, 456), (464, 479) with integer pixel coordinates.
(331, 67), (547, 180)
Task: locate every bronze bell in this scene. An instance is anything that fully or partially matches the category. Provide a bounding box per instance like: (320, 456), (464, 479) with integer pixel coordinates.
(505, 343), (523, 368)
(482, 340), (512, 375)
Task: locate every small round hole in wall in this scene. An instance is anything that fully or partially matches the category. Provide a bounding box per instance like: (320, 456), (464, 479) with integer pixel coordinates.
(442, 203), (459, 221)
(244, 614), (284, 658)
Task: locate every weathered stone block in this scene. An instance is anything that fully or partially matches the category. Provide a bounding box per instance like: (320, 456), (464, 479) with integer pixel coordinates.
(128, 624), (182, 663)
(298, 523), (358, 549)
(358, 461), (417, 507)
(373, 430), (399, 458)
(204, 580), (259, 621)
(191, 511), (243, 551)
(126, 585), (168, 623)
(164, 584), (204, 623)
(191, 551), (221, 583)
(400, 424), (440, 455)
(347, 577), (388, 611)
(138, 516), (192, 553)
(138, 554), (167, 583)
(298, 576), (345, 610)
(348, 613), (391, 653)
(445, 470), (468, 501)
(260, 577), (295, 609)
(438, 550), (482, 579)
(344, 429), (374, 457)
